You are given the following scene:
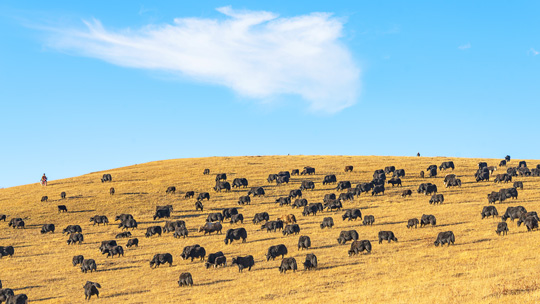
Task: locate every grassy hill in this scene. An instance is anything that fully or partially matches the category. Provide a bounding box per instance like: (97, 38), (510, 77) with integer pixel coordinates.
(1, 155), (540, 303)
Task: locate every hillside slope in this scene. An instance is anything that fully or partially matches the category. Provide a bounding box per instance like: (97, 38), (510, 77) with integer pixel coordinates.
(1, 155), (540, 303)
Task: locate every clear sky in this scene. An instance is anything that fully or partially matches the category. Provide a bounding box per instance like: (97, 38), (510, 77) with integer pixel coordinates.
(1, 1), (539, 188)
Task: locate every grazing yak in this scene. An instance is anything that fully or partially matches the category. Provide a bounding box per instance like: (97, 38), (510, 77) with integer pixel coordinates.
(8, 218), (24, 229)
(283, 224), (300, 236)
(339, 192), (354, 201)
(387, 178), (402, 187)
(363, 215), (375, 226)
(384, 166), (396, 174)
(303, 253), (318, 270)
(204, 251), (224, 268)
(109, 187), (115, 195)
(41, 196), (48, 202)
(206, 213), (224, 223)
(195, 201), (204, 211)
(0, 246), (14, 258)
(424, 184), (438, 195)
(302, 204), (320, 216)
(67, 233), (84, 245)
(300, 180), (315, 191)
(513, 181), (524, 190)
(278, 214), (297, 224)
(301, 166), (315, 175)
(197, 192), (210, 201)
(126, 238), (139, 247)
(215, 173), (227, 181)
(275, 197), (291, 206)
(345, 165), (354, 172)
(420, 214), (436, 227)
(260, 220), (284, 233)
(407, 218), (419, 229)
(232, 255), (255, 272)
(323, 175), (337, 185)
(324, 200), (342, 212)
(40, 224), (55, 234)
(84, 281), (101, 300)
(336, 181), (352, 191)
(178, 273), (193, 287)
(292, 198), (308, 208)
(118, 218), (137, 230)
(153, 208), (171, 220)
(166, 186), (176, 194)
(402, 189), (412, 197)
(199, 222), (223, 235)
(266, 244), (288, 261)
(279, 257), (297, 273)
(324, 193), (336, 203)
(429, 194), (444, 204)
(115, 232), (131, 239)
(173, 226), (189, 238)
(73, 255), (84, 266)
(297, 236), (311, 250)
(517, 212), (540, 227)
(57, 205), (68, 213)
(99, 240), (117, 253)
(252, 212), (269, 224)
(320, 217), (334, 229)
(180, 245), (206, 262)
(101, 173), (112, 182)
(203, 168), (210, 175)
(499, 160), (507, 167)
(439, 161), (455, 171)
(337, 230), (359, 245)
(378, 231), (398, 244)
(145, 226), (162, 238)
(101, 245), (124, 258)
(348, 240), (372, 255)
(426, 164), (437, 173)
(481, 206), (498, 219)
(496, 222), (509, 236)
(163, 220), (186, 233)
(60, 191), (66, 199)
(115, 214), (133, 222)
(232, 178), (249, 188)
(230, 214), (244, 224)
(90, 215), (109, 226)
(214, 181), (231, 192)
(434, 231), (455, 246)
(276, 175), (290, 185)
(184, 191), (195, 199)
(523, 217), (539, 232)
(150, 253), (173, 268)
(247, 187), (265, 197)
(393, 169), (406, 178)
(289, 189), (302, 199)
(224, 228), (247, 244)
(222, 208), (239, 219)
(372, 185), (385, 196)
(342, 209), (362, 221)
(238, 195), (251, 205)
(81, 259), (97, 273)
(501, 206), (527, 221)
(63, 225), (82, 234)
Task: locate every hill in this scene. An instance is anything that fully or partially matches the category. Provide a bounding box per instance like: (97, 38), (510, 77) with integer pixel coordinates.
(1, 155), (540, 303)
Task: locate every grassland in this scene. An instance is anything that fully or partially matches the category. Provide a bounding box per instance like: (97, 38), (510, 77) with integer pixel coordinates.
(1, 155), (540, 304)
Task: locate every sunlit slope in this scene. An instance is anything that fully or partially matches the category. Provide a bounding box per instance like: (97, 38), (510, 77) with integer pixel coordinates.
(1, 155), (540, 304)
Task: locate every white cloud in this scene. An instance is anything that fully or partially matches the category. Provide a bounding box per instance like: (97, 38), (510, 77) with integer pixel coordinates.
(458, 43), (471, 50)
(44, 6), (360, 113)
(529, 48), (539, 56)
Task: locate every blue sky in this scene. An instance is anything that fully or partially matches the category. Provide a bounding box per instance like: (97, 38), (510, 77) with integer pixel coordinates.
(1, 1), (539, 188)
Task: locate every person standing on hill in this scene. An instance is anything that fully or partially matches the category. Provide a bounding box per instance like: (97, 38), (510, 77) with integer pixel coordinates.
(41, 173), (48, 186)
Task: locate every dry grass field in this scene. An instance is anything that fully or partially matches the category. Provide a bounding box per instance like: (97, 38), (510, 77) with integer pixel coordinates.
(1, 155), (540, 304)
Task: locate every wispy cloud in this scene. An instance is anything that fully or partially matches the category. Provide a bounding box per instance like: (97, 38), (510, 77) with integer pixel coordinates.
(43, 6), (360, 113)
(458, 43), (471, 50)
(528, 48), (539, 56)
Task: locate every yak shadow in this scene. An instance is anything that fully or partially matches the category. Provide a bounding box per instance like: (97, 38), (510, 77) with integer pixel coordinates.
(249, 237), (278, 244)
(197, 279), (234, 286)
(437, 221), (469, 227)
(103, 289), (150, 298)
(313, 244), (338, 250)
(32, 297), (62, 302)
(121, 192), (149, 195)
(98, 265), (140, 272)
(13, 285), (43, 291)
(69, 209), (96, 214)
(378, 220), (407, 225)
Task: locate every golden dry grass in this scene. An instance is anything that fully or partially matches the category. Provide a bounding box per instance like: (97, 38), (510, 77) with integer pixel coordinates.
(1, 155), (540, 304)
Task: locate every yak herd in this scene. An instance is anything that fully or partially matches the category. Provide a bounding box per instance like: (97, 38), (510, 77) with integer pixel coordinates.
(2, 154), (540, 301)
